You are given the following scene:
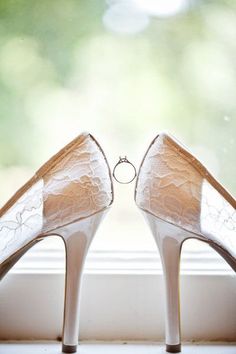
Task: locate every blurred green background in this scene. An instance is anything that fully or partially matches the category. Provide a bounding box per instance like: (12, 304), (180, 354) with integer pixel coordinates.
(0, 0), (235, 252)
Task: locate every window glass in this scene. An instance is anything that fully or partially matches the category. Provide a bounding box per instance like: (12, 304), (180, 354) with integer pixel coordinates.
(0, 0), (235, 254)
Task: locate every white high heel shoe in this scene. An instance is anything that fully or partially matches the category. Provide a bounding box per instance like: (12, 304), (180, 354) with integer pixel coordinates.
(0, 132), (113, 353)
(135, 132), (236, 353)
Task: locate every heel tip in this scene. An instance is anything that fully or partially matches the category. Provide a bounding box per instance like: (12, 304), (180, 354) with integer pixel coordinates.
(166, 344), (181, 353)
(62, 344), (77, 353)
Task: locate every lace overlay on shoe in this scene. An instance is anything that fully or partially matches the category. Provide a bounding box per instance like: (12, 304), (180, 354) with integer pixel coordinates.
(135, 134), (236, 258)
(0, 134), (112, 264)
(0, 181), (44, 264)
(42, 135), (112, 232)
(201, 181), (236, 257)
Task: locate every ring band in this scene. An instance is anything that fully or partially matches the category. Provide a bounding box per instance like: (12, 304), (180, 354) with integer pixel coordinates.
(112, 156), (137, 184)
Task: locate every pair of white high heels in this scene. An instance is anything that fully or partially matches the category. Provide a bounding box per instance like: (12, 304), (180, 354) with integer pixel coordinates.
(0, 132), (235, 353)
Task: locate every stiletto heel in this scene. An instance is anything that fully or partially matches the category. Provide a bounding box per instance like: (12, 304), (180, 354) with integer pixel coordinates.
(0, 132), (113, 352)
(143, 211), (182, 352)
(135, 132), (235, 352)
(143, 211), (203, 353)
(55, 210), (108, 353)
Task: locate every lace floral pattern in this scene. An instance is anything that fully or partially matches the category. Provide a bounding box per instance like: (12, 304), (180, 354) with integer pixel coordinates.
(43, 135), (112, 232)
(136, 134), (202, 233)
(201, 181), (236, 257)
(136, 133), (236, 257)
(0, 134), (112, 263)
(0, 180), (44, 263)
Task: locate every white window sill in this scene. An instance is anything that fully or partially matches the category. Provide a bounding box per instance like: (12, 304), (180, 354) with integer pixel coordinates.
(8, 248), (235, 275)
(0, 342), (236, 354)
(1, 248), (235, 342)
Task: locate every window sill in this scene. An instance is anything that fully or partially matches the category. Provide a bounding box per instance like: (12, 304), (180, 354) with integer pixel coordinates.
(9, 248), (235, 275)
(1, 249), (235, 342)
(0, 342), (236, 354)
